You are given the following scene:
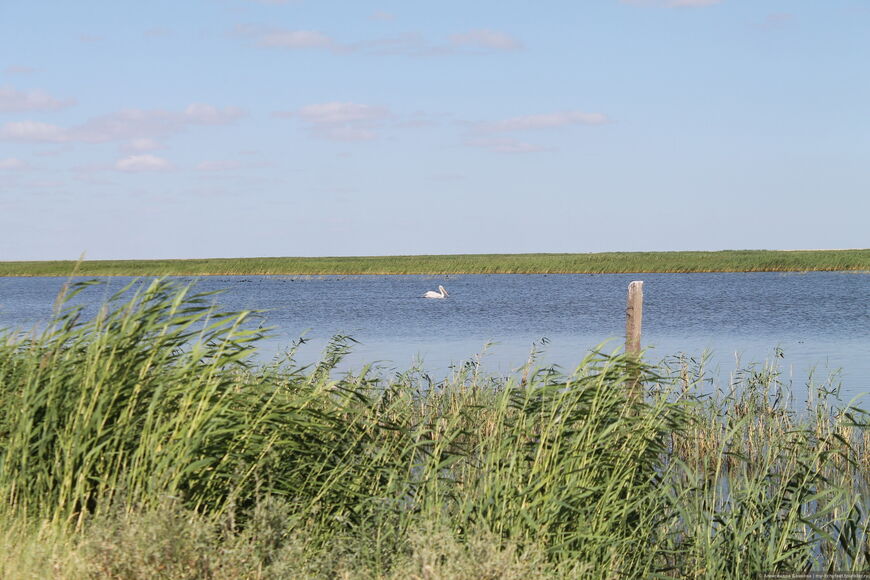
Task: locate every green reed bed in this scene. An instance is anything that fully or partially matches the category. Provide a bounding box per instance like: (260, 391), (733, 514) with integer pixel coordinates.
(2, 248), (869, 277)
(0, 280), (868, 578)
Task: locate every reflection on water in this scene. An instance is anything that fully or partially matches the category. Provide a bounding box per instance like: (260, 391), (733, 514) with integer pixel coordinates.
(0, 272), (868, 397)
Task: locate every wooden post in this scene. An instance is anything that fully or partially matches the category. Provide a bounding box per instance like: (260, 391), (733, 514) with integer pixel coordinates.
(625, 281), (643, 397)
(625, 281), (643, 357)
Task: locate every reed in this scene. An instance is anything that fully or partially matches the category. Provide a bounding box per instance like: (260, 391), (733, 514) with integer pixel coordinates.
(0, 280), (867, 578)
(1, 248), (869, 277)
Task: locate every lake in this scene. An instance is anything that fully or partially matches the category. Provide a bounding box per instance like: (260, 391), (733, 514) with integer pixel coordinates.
(0, 272), (868, 399)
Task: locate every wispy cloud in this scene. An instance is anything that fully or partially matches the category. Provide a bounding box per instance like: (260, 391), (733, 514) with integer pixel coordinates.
(195, 160), (242, 172)
(0, 86), (75, 112)
(115, 154), (173, 172)
(71, 163), (118, 185)
(3, 66), (36, 76)
(1, 103), (244, 144)
(477, 111), (609, 133)
(143, 27), (172, 38)
(668, 0), (721, 6)
(182, 103), (245, 125)
(33, 146), (73, 157)
(120, 138), (165, 153)
(294, 102), (389, 124)
(257, 29), (335, 49)
(0, 121), (68, 142)
(370, 11), (396, 22)
(761, 13), (794, 28)
(621, 0), (722, 6)
(464, 109), (609, 153)
(449, 29), (523, 51)
(394, 111), (444, 129)
(318, 127), (380, 141)
(275, 102), (391, 141)
(464, 137), (549, 153)
(367, 28), (524, 55)
(237, 25), (523, 56)
(0, 157), (29, 170)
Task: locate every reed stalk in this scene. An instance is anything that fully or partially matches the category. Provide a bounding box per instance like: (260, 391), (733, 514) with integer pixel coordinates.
(0, 280), (866, 578)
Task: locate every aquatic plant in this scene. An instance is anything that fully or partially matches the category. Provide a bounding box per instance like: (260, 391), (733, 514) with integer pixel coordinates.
(0, 280), (867, 578)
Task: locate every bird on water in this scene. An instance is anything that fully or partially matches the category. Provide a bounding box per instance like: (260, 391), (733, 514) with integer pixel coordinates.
(423, 285), (448, 299)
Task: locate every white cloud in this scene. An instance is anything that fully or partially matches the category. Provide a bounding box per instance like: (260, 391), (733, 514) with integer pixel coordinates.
(0, 157), (28, 170)
(115, 154), (172, 172)
(0, 121), (68, 142)
(277, 102), (391, 141)
(196, 160), (242, 171)
(295, 102), (389, 124)
(1, 104), (244, 144)
(314, 126), (378, 142)
(478, 111), (609, 133)
(0, 86), (75, 112)
(449, 29), (523, 51)
(257, 30), (335, 49)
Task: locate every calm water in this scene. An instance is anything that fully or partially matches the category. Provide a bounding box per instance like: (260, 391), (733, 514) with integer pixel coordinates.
(1, 273), (868, 397)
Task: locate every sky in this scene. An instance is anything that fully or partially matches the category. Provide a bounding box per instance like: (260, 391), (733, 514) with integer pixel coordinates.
(0, 0), (868, 261)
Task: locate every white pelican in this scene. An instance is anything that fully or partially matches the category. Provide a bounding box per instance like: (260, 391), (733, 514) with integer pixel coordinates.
(423, 285), (448, 299)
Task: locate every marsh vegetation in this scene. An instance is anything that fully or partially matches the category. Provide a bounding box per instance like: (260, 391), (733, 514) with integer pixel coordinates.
(1, 248), (869, 277)
(0, 280), (868, 578)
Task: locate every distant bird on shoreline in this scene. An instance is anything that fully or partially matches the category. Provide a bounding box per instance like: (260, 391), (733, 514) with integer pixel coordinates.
(423, 285), (448, 299)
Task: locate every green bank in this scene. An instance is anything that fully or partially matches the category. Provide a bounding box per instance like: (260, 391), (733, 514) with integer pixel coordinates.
(2, 248), (869, 276)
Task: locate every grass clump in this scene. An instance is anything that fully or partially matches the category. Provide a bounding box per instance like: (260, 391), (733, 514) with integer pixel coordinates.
(0, 279), (868, 578)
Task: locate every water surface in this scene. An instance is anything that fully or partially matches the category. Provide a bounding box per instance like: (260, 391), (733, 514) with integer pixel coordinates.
(1, 272), (867, 398)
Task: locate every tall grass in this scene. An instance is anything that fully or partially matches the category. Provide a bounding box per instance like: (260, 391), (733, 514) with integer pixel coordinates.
(2, 248), (869, 276)
(0, 280), (867, 578)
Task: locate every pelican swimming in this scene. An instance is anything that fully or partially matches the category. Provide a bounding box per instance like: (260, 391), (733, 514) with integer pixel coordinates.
(423, 285), (448, 299)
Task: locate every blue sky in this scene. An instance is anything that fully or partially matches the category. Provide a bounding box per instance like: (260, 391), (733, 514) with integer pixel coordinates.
(1, 0), (868, 260)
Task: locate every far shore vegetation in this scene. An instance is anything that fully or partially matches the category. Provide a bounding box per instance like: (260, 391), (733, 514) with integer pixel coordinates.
(1, 248), (869, 277)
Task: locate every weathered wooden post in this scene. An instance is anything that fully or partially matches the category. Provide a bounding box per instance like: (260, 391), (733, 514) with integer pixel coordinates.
(625, 281), (644, 397)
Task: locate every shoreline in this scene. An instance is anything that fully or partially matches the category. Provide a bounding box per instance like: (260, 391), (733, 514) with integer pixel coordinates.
(1, 249), (869, 277)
